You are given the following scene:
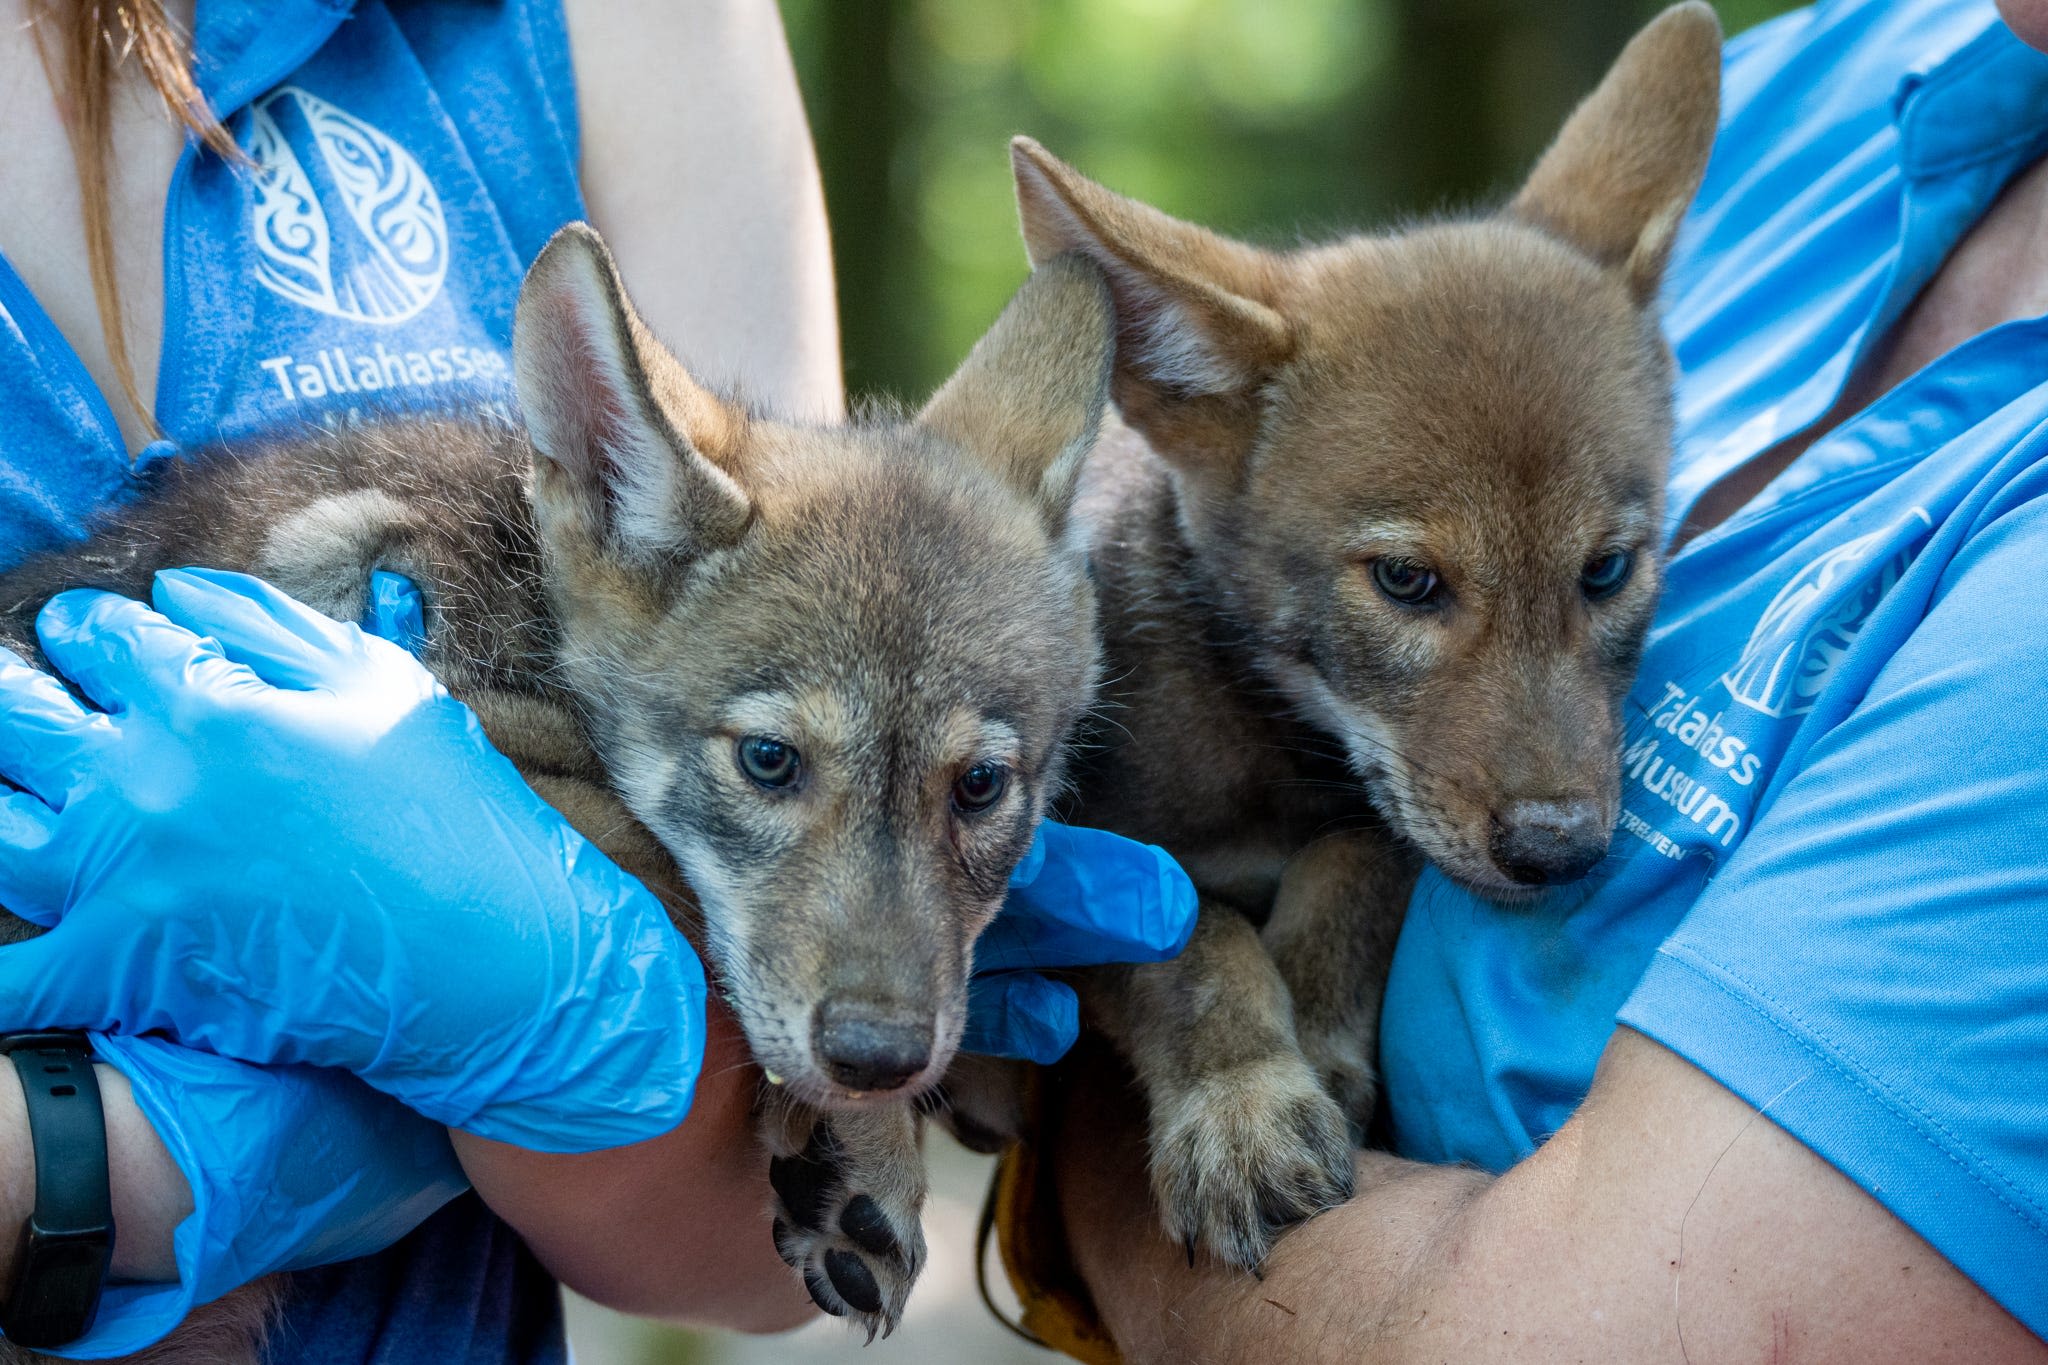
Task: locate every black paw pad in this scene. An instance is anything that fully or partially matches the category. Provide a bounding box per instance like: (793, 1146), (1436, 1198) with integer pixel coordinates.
(824, 1248), (883, 1316)
(838, 1195), (900, 1259)
(771, 1151), (837, 1232)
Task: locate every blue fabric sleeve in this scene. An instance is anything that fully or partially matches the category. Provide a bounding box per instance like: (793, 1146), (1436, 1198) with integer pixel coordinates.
(1619, 491), (2048, 1340)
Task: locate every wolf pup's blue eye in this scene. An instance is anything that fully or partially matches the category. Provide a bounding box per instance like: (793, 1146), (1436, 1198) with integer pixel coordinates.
(1370, 557), (1441, 607)
(952, 762), (1007, 814)
(737, 735), (801, 789)
(1581, 550), (1634, 601)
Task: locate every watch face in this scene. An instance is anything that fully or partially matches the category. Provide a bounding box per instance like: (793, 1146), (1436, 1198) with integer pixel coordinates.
(5, 1230), (109, 1348)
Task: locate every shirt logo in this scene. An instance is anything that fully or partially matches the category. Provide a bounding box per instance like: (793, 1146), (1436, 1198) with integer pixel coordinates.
(247, 87), (448, 324)
(1721, 508), (1932, 719)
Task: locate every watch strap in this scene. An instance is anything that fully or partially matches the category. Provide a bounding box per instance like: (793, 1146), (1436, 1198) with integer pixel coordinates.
(0, 1032), (112, 1349)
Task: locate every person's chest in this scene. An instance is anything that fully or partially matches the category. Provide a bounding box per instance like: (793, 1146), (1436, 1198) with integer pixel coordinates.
(0, 0), (588, 567)
(0, 0), (189, 453)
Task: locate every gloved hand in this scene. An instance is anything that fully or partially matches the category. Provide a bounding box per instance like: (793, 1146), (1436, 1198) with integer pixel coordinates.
(363, 570), (1199, 1070)
(43, 1036), (467, 1360)
(0, 567), (705, 1153)
(963, 820), (1198, 1064)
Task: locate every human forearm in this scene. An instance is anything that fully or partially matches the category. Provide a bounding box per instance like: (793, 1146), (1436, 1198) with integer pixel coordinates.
(1058, 1031), (2046, 1365)
(451, 996), (811, 1335)
(0, 1061), (188, 1287)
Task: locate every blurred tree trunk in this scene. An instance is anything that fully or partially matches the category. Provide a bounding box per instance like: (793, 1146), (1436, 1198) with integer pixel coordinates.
(803, 0), (918, 398)
(1367, 0), (1653, 214)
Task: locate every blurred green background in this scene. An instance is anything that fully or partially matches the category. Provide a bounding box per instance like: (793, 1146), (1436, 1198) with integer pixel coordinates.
(572, 2), (1808, 1361)
(780, 0), (1804, 404)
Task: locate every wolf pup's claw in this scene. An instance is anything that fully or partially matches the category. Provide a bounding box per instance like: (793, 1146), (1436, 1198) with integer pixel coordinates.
(766, 1108), (928, 1339)
(1149, 1052), (1355, 1271)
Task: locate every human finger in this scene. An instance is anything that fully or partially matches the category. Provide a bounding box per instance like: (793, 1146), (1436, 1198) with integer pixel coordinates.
(980, 821), (1198, 972)
(0, 646), (110, 804)
(151, 568), (383, 693)
(0, 787), (65, 925)
(36, 589), (262, 715)
(960, 970), (1079, 1064)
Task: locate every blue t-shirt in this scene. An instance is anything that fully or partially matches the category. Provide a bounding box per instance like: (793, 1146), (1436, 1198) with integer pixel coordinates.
(1380, 0), (2048, 1339)
(0, 2), (585, 1361)
(0, 0), (581, 554)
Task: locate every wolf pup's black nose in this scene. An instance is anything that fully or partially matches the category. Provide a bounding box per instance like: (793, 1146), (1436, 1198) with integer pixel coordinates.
(813, 1001), (933, 1093)
(1488, 799), (1609, 886)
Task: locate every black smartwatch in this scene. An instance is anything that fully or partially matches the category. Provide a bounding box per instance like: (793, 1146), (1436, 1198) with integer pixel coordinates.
(0, 1033), (112, 1349)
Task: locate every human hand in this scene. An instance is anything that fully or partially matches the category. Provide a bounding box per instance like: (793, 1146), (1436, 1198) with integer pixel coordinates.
(963, 820), (1197, 1063)
(0, 568), (705, 1153)
(40, 1035), (467, 1359)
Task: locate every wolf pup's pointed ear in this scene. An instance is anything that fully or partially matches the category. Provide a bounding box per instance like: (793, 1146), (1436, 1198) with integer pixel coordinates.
(514, 223), (753, 565)
(1010, 138), (1291, 475)
(917, 253), (1114, 536)
(1509, 2), (1722, 304)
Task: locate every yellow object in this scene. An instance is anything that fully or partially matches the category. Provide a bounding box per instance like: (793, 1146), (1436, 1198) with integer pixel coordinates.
(978, 1089), (1124, 1365)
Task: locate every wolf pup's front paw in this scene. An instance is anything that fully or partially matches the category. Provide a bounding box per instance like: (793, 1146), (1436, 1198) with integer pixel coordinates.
(766, 1107), (928, 1340)
(1149, 1051), (1354, 1271)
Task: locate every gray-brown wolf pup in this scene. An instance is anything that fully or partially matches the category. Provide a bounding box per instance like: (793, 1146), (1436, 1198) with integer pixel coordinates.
(1000, 3), (1721, 1270)
(0, 225), (1116, 1359)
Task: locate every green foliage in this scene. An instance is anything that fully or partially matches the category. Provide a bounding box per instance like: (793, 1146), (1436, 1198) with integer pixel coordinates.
(781, 0), (1805, 401)
(782, 0), (1810, 397)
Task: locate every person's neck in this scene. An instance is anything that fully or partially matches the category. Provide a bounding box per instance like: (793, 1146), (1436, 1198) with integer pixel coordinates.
(1677, 153), (2048, 546)
(1862, 151), (2048, 394)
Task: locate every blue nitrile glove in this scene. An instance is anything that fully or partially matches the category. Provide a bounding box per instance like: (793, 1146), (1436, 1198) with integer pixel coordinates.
(962, 820), (1198, 1064)
(39, 1035), (466, 1360)
(0, 567), (706, 1153)
(362, 567), (427, 655)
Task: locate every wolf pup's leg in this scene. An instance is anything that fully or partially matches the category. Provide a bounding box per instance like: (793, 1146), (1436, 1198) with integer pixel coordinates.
(1260, 830), (1420, 1138)
(1088, 900), (1353, 1270)
(760, 1093), (927, 1340)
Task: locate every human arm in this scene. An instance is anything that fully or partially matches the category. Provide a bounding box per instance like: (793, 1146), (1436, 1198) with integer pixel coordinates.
(0, 564), (1200, 1332)
(450, 996), (812, 1333)
(1057, 1028), (2044, 1364)
(0, 1034), (468, 1358)
(0, 1063), (185, 1288)
(568, 0), (842, 419)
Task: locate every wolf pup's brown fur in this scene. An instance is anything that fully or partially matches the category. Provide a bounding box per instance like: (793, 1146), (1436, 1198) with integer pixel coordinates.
(0, 226), (1115, 1359)
(1004, 4), (1722, 1269)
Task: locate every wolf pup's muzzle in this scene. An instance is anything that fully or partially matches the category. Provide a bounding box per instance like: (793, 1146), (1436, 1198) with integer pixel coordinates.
(1487, 795), (1610, 886)
(813, 998), (935, 1094)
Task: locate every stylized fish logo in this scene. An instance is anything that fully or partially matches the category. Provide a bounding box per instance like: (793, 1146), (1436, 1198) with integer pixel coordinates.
(1721, 508), (1933, 719)
(246, 87), (448, 324)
